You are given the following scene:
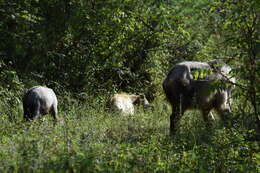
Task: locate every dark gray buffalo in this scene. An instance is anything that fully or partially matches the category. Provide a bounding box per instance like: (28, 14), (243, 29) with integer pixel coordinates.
(23, 86), (58, 122)
(163, 59), (235, 135)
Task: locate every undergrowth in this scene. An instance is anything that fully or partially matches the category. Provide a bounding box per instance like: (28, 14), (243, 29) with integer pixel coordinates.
(0, 96), (259, 173)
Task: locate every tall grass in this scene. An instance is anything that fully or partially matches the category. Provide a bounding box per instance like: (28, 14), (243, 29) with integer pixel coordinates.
(0, 96), (259, 172)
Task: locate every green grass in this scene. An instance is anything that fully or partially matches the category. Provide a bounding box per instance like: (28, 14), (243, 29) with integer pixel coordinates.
(0, 98), (259, 172)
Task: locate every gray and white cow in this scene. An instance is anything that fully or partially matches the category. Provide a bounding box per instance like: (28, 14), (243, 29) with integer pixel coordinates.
(23, 86), (58, 122)
(163, 59), (235, 135)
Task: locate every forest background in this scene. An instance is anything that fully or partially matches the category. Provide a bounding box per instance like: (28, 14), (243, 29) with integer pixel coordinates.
(0, 0), (259, 172)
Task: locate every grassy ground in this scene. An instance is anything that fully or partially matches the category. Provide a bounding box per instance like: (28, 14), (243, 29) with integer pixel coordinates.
(0, 97), (259, 172)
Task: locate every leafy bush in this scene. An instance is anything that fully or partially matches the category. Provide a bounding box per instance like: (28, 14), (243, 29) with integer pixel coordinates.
(0, 98), (258, 172)
(0, 60), (24, 122)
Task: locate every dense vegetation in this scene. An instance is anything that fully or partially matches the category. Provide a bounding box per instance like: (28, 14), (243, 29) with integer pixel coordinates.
(0, 0), (259, 172)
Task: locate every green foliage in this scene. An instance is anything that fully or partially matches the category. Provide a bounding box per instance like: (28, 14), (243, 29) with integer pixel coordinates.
(0, 0), (259, 171)
(191, 69), (213, 80)
(207, 0), (260, 131)
(0, 60), (24, 122)
(0, 97), (259, 172)
(0, 0), (194, 98)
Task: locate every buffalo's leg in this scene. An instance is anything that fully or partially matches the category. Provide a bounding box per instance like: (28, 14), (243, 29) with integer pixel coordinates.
(50, 105), (58, 124)
(216, 107), (230, 126)
(28, 101), (42, 121)
(202, 109), (213, 128)
(23, 105), (30, 121)
(170, 105), (183, 136)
